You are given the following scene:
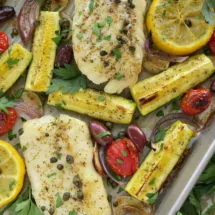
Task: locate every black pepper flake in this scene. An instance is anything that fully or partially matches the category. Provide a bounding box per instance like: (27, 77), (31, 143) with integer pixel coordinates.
(18, 128), (24, 136)
(63, 192), (71, 201)
(100, 50), (108, 56)
(66, 155), (74, 164)
(104, 61), (109, 67)
(121, 29), (128, 35)
(57, 164), (64, 170)
(50, 157), (58, 163)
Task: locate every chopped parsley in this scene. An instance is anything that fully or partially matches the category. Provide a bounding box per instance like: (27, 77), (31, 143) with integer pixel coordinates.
(149, 178), (156, 185)
(69, 211), (77, 215)
(112, 49), (122, 59)
(121, 150), (127, 157)
(116, 159), (123, 164)
(106, 16), (113, 25)
(156, 110), (164, 117)
(9, 180), (16, 191)
(97, 131), (111, 138)
(103, 35), (111, 40)
(22, 146), (28, 151)
(52, 30), (62, 45)
(47, 172), (57, 178)
(154, 129), (167, 143)
(0, 97), (14, 114)
(77, 33), (83, 40)
(93, 23), (101, 36)
(89, 0), (94, 12)
(55, 192), (63, 208)
(7, 58), (19, 69)
(146, 192), (158, 204)
(8, 130), (17, 141)
(115, 73), (124, 80)
(98, 95), (105, 101)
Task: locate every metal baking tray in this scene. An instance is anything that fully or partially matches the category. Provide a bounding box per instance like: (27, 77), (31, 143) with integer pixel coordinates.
(2, 1), (215, 215)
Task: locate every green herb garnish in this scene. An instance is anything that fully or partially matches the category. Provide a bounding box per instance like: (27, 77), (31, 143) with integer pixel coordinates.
(55, 192), (63, 208)
(9, 180), (16, 191)
(121, 150), (127, 157)
(149, 178), (156, 185)
(89, 0), (94, 12)
(8, 130), (17, 141)
(106, 16), (113, 25)
(146, 192), (158, 204)
(0, 97), (14, 114)
(97, 131), (111, 138)
(116, 159), (123, 164)
(52, 30), (62, 45)
(7, 58), (19, 69)
(115, 73), (124, 80)
(112, 49), (122, 59)
(154, 129), (167, 143)
(98, 95), (105, 101)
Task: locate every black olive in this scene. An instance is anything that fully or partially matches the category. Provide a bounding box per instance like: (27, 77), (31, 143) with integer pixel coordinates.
(100, 50), (108, 56)
(77, 190), (84, 200)
(73, 175), (83, 188)
(57, 164), (64, 170)
(50, 157), (57, 163)
(185, 19), (192, 27)
(63, 192), (71, 201)
(41, 206), (46, 211)
(66, 155), (74, 164)
(0, 6), (15, 23)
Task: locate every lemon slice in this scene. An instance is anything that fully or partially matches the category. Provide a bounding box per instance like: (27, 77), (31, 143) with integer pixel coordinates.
(146, 0), (214, 55)
(0, 140), (25, 208)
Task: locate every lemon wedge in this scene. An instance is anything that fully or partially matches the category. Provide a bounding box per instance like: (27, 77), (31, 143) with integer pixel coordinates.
(146, 0), (214, 55)
(0, 140), (25, 208)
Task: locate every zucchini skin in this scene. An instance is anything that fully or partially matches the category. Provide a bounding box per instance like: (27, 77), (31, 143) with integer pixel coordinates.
(125, 121), (193, 204)
(0, 43), (32, 93)
(131, 54), (215, 116)
(47, 89), (136, 124)
(25, 11), (60, 92)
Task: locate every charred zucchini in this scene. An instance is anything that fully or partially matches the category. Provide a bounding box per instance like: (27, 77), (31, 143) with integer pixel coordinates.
(125, 121), (193, 204)
(0, 43), (32, 93)
(47, 89), (136, 124)
(25, 11), (60, 92)
(131, 54), (215, 116)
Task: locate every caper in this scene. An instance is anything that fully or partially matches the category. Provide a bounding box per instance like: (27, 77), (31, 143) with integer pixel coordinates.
(63, 192), (71, 201)
(50, 157), (57, 163)
(73, 175), (83, 188)
(57, 164), (64, 170)
(77, 190), (84, 200)
(66, 155), (74, 164)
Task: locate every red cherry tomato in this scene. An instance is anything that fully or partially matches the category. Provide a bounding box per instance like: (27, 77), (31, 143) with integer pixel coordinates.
(0, 32), (9, 52)
(209, 31), (215, 55)
(0, 108), (17, 136)
(180, 88), (212, 116)
(106, 138), (139, 177)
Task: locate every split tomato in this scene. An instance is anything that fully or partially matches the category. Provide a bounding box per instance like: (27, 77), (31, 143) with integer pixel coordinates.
(106, 138), (139, 177)
(0, 32), (9, 52)
(180, 88), (212, 116)
(0, 108), (17, 136)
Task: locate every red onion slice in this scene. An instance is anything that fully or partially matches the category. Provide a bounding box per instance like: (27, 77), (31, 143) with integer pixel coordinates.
(14, 92), (44, 120)
(17, 0), (40, 43)
(145, 33), (189, 63)
(98, 146), (125, 186)
(150, 113), (199, 148)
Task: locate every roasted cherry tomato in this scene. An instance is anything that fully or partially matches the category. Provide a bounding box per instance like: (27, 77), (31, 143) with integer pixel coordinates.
(180, 88), (212, 116)
(0, 108), (17, 136)
(209, 31), (215, 55)
(0, 32), (9, 52)
(106, 138), (139, 177)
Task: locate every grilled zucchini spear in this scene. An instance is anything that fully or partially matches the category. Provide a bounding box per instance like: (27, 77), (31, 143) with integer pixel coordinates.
(0, 43), (32, 93)
(131, 54), (215, 116)
(125, 121), (193, 204)
(25, 11), (60, 92)
(48, 89), (136, 124)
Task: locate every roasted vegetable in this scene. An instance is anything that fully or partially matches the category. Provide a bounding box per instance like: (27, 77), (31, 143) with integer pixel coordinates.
(47, 89), (136, 124)
(25, 11), (60, 92)
(125, 121), (193, 204)
(131, 54), (215, 116)
(0, 6), (15, 23)
(0, 31), (8, 52)
(0, 43), (32, 93)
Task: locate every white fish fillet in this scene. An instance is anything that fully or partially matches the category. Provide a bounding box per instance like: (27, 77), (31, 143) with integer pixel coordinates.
(19, 114), (111, 215)
(72, 0), (146, 94)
